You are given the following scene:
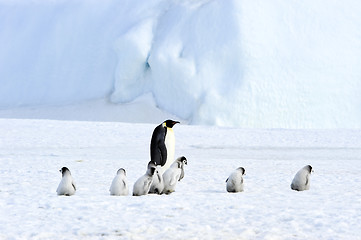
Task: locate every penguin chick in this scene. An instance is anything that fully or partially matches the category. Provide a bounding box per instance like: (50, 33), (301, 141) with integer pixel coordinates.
(177, 156), (188, 181)
(133, 162), (156, 196)
(291, 165), (313, 191)
(162, 156), (186, 194)
(109, 168), (129, 196)
(56, 167), (76, 196)
(150, 119), (179, 174)
(149, 165), (164, 194)
(226, 167), (245, 193)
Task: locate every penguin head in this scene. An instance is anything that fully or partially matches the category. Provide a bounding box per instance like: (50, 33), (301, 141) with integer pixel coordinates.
(117, 168), (126, 176)
(163, 119), (180, 128)
(180, 156), (187, 165)
(305, 165), (313, 173)
(237, 167), (246, 175)
(175, 156), (187, 166)
(147, 162), (157, 176)
(59, 167), (71, 177)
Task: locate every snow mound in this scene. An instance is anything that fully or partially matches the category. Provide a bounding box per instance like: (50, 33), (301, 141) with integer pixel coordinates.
(1, 0), (361, 127)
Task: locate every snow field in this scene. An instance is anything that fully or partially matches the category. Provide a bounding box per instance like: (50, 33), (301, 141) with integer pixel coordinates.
(1, 119), (361, 239)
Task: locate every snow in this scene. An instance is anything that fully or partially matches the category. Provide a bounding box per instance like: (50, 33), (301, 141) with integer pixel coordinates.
(1, 1), (361, 237)
(0, 93), (180, 124)
(1, 0), (361, 128)
(1, 119), (361, 239)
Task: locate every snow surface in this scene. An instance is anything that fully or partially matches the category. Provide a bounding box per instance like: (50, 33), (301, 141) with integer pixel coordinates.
(1, 118), (361, 239)
(1, 0), (361, 128)
(1, 0), (361, 238)
(0, 93), (180, 124)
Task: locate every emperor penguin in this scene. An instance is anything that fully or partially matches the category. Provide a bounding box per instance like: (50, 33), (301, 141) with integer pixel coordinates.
(162, 156), (187, 194)
(178, 156), (188, 181)
(133, 162), (156, 196)
(109, 168), (129, 196)
(226, 167), (245, 193)
(149, 166), (164, 194)
(150, 119), (180, 175)
(291, 165), (313, 191)
(56, 167), (76, 196)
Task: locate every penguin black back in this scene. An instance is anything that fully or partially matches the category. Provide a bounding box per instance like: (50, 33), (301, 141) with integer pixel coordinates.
(150, 123), (167, 166)
(150, 120), (180, 166)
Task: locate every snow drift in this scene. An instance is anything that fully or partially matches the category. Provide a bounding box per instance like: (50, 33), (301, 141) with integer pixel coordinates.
(1, 0), (361, 128)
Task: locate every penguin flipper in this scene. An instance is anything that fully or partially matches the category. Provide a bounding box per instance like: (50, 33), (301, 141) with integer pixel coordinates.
(72, 182), (76, 191)
(179, 168), (184, 181)
(158, 141), (167, 166)
(225, 178), (229, 183)
(150, 124), (167, 166)
(157, 173), (162, 183)
(150, 143), (167, 166)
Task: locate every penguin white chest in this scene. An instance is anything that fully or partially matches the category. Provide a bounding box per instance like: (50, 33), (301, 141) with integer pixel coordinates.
(162, 167), (181, 194)
(163, 128), (175, 172)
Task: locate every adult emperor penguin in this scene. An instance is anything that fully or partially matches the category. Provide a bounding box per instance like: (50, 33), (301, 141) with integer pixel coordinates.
(109, 168), (129, 196)
(162, 156), (187, 194)
(150, 119), (180, 175)
(226, 167), (245, 193)
(133, 162), (156, 196)
(149, 166), (164, 194)
(291, 165), (313, 191)
(56, 167), (76, 196)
